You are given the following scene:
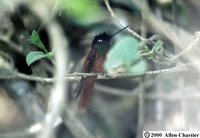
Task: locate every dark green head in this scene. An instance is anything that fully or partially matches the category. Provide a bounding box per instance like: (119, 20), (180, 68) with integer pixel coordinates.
(92, 33), (111, 55)
(92, 26), (128, 55)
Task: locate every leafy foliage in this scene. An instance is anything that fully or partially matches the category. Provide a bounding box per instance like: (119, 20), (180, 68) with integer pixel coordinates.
(26, 51), (46, 66)
(26, 31), (53, 66)
(59, 0), (103, 25)
(139, 40), (175, 64)
(28, 30), (47, 52)
(104, 36), (148, 75)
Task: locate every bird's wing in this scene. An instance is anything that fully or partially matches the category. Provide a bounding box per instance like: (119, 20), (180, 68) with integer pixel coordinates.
(83, 49), (97, 73)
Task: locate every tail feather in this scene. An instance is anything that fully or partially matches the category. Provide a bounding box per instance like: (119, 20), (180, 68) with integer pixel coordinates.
(79, 77), (96, 109)
(72, 77), (86, 98)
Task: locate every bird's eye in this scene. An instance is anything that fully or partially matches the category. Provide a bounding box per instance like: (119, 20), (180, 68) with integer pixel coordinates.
(98, 39), (102, 43)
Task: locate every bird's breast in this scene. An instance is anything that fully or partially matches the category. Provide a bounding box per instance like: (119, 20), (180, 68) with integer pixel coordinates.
(92, 53), (105, 73)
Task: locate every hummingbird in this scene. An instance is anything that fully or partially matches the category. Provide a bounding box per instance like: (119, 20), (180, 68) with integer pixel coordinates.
(74, 26), (128, 109)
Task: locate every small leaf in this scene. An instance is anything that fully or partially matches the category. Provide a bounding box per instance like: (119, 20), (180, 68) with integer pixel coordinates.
(29, 30), (47, 52)
(153, 40), (163, 53)
(26, 51), (46, 66)
(104, 36), (148, 74)
(46, 52), (53, 60)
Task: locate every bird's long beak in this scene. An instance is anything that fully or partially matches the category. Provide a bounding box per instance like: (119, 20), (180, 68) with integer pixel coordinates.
(110, 25), (129, 39)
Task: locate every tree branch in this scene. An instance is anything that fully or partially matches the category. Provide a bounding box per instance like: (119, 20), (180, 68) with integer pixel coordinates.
(104, 0), (146, 42)
(0, 60), (198, 83)
(38, 21), (68, 138)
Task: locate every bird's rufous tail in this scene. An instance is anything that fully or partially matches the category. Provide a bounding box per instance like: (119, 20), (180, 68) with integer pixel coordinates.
(74, 76), (96, 109)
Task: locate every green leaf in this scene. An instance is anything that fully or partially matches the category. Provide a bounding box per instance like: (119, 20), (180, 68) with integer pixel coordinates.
(153, 40), (163, 53)
(29, 30), (47, 52)
(46, 52), (53, 60)
(59, 0), (103, 25)
(130, 60), (147, 75)
(26, 51), (46, 66)
(104, 36), (148, 74)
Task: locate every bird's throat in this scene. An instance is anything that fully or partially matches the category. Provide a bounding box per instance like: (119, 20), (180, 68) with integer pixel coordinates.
(96, 45), (108, 56)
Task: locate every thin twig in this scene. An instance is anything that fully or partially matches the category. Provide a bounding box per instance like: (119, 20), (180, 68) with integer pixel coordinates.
(130, 0), (200, 65)
(137, 1), (146, 136)
(0, 59), (198, 83)
(172, 31), (200, 61)
(131, 0), (184, 48)
(0, 35), (24, 54)
(104, 0), (146, 42)
(145, 92), (200, 100)
(137, 78), (145, 138)
(95, 83), (139, 97)
(63, 110), (94, 138)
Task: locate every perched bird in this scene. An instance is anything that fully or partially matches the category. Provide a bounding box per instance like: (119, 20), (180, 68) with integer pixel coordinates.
(74, 26), (128, 109)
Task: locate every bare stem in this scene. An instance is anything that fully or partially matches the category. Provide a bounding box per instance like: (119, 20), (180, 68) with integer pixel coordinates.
(104, 0), (146, 42)
(0, 60), (199, 83)
(37, 21), (68, 138)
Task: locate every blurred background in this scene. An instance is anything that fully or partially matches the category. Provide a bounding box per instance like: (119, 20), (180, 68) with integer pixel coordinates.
(0, 0), (200, 138)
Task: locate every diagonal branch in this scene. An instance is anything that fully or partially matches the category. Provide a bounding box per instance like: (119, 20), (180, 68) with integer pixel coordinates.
(104, 0), (146, 42)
